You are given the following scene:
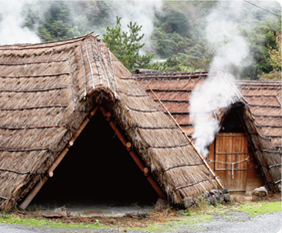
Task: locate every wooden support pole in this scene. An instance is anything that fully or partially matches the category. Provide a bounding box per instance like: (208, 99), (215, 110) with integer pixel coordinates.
(19, 176), (48, 210)
(48, 147), (69, 174)
(20, 107), (99, 210)
(126, 142), (132, 150)
(99, 107), (166, 199)
(148, 87), (224, 189)
(46, 171), (54, 178)
(143, 167), (149, 176)
(69, 107), (98, 147)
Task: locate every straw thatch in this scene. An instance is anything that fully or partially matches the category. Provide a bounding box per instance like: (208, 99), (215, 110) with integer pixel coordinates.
(0, 35), (222, 210)
(136, 70), (281, 192)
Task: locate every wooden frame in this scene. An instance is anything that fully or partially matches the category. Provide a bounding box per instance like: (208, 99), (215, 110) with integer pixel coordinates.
(19, 107), (99, 209)
(99, 106), (166, 199)
(19, 105), (165, 210)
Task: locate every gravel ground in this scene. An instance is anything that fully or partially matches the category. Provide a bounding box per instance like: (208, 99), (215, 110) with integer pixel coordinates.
(172, 211), (282, 233)
(0, 211), (281, 233)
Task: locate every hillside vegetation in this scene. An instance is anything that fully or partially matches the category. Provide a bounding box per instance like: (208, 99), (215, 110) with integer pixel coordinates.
(22, 1), (281, 79)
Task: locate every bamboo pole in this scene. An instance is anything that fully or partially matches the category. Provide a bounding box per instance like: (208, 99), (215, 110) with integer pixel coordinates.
(84, 40), (95, 89)
(79, 45), (87, 98)
(68, 58), (76, 110)
(0, 86), (67, 93)
(90, 38), (103, 85)
(148, 87), (224, 189)
(0, 73), (70, 78)
(99, 107), (166, 199)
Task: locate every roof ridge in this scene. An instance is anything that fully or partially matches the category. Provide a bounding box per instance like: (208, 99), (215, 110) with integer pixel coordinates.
(0, 32), (99, 50)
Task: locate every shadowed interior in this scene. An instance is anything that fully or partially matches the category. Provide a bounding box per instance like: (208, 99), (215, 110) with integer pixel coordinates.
(31, 110), (159, 207)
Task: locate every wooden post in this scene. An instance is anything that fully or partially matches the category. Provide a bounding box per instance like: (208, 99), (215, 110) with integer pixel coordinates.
(19, 176), (48, 210)
(69, 106), (99, 147)
(99, 107), (166, 199)
(46, 171), (54, 178)
(126, 142), (132, 150)
(19, 107), (99, 210)
(148, 87), (224, 189)
(143, 167), (149, 175)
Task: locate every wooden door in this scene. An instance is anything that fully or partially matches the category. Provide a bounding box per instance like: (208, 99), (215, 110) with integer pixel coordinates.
(209, 133), (249, 192)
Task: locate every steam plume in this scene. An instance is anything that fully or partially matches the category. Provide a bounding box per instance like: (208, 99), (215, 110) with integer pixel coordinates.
(0, 0), (41, 45)
(189, 0), (252, 157)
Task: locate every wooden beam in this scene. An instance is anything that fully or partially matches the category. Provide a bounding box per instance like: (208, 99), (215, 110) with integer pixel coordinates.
(19, 176), (48, 210)
(99, 107), (166, 199)
(48, 147), (69, 173)
(149, 87), (224, 189)
(69, 106), (99, 147)
(19, 107), (99, 210)
(19, 146), (70, 209)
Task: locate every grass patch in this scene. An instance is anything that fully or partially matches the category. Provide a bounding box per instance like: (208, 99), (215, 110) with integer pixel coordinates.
(232, 201), (281, 217)
(0, 200), (280, 231)
(0, 212), (105, 230)
(189, 199), (281, 218)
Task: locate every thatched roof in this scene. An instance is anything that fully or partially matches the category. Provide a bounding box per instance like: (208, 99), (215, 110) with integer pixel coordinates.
(136, 70), (281, 192)
(0, 35), (222, 210)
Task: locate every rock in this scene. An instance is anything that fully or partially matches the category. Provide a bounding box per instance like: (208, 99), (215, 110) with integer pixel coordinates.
(209, 189), (217, 195)
(156, 198), (170, 210)
(183, 197), (193, 209)
(210, 195), (217, 206)
(183, 197), (198, 209)
(204, 190), (210, 198)
(222, 188), (229, 194)
(202, 191), (210, 203)
(252, 186), (268, 197)
(218, 191), (224, 203)
(210, 189), (220, 199)
(54, 207), (71, 217)
(42, 212), (63, 218)
(224, 193), (231, 203)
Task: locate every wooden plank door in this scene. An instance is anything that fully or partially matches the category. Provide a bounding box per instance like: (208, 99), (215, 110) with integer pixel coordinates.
(213, 133), (249, 192)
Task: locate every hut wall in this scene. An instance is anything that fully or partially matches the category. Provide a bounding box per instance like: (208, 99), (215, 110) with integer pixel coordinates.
(246, 151), (265, 194)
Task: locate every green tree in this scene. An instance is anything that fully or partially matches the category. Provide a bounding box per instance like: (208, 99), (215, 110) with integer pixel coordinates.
(241, 20), (280, 79)
(259, 32), (282, 80)
(103, 16), (154, 71)
(268, 32), (281, 70)
(30, 2), (89, 42)
(163, 9), (190, 37)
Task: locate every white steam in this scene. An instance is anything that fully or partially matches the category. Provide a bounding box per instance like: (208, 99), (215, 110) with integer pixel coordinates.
(110, 0), (163, 53)
(0, 0), (163, 51)
(189, 0), (252, 158)
(0, 0), (41, 45)
(205, 1), (253, 73)
(190, 72), (238, 157)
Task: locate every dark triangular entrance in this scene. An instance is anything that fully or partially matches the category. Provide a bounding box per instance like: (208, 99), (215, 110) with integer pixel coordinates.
(30, 110), (159, 207)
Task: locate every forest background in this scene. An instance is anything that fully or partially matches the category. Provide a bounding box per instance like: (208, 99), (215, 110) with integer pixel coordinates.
(3, 0), (281, 80)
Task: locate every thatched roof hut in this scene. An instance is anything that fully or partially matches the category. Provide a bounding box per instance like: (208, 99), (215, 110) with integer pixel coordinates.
(136, 70), (281, 193)
(0, 35), (222, 210)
